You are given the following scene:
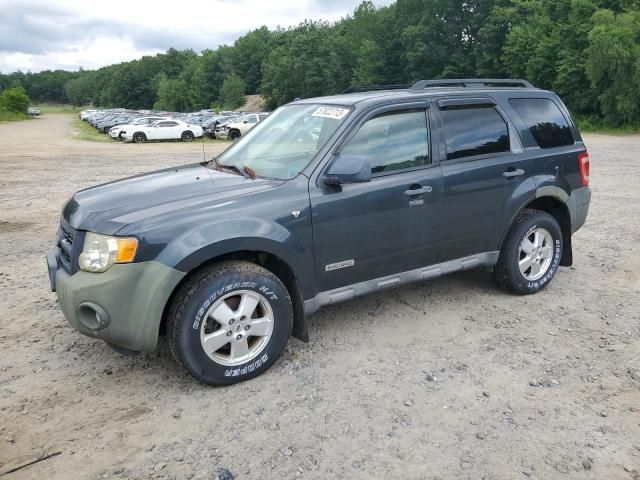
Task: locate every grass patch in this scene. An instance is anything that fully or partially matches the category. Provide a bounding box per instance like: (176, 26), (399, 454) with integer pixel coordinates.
(195, 136), (231, 145)
(34, 103), (86, 115)
(71, 118), (112, 143)
(0, 111), (32, 123)
(575, 116), (640, 135)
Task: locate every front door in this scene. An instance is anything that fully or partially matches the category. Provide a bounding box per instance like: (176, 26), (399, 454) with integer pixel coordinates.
(310, 106), (442, 293)
(153, 121), (179, 140)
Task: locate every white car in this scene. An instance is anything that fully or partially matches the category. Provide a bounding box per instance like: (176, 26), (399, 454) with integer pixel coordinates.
(79, 109), (98, 120)
(121, 119), (203, 143)
(219, 113), (269, 140)
(109, 116), (169, 139)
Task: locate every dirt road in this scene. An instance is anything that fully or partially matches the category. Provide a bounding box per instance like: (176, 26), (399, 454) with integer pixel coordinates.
(0, 115), (638, 479)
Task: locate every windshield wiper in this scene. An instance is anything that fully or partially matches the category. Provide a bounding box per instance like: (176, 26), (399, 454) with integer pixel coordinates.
(204, 156), (249, 178)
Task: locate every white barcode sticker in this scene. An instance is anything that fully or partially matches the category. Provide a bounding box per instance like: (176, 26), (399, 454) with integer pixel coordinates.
(311, 106), (349, 120)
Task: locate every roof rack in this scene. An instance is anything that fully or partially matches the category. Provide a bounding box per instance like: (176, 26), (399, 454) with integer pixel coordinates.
(342, 84), (409, 94)
(409, 78), (534, 91)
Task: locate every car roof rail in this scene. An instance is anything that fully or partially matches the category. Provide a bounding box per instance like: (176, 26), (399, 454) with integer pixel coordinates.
(342, 84), (409, 94)
(409, 78), (534, 91)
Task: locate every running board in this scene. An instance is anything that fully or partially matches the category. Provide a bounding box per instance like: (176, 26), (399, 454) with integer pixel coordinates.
(303, 252), (499, 315)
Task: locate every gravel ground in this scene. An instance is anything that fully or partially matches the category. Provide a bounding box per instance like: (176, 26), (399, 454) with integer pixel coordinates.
(0, 115), (638, 480)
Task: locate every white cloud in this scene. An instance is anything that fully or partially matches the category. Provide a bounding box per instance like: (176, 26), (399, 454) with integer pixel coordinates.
(0, 0), (393, 72)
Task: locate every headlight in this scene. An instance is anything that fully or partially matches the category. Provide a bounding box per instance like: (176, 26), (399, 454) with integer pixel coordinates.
(79, 232), (138, 273)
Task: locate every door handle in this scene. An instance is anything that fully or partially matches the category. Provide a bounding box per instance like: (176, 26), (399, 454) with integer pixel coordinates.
(404, 185), (432, 196)
(502, 168), (525, 179)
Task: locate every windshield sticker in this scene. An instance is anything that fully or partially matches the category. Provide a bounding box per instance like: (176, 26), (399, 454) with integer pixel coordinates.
(311, 106), (349, 120)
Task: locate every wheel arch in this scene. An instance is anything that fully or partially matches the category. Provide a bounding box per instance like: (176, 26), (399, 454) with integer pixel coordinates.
(501, 194), (573, 266)
(160, 249), (309, 344)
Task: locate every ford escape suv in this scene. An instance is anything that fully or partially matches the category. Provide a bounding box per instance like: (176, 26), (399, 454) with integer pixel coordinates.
(47, 79), (591, 385)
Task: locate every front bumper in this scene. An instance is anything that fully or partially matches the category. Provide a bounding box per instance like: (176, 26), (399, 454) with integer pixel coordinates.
(48, 251), (184, 352)
(567, 186), (591, 234)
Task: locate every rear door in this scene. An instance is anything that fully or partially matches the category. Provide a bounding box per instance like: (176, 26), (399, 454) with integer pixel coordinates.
(434, 97), (535, 261)
(309, 104), (443, 292)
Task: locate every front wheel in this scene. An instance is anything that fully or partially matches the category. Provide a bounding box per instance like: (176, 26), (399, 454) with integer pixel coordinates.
(167, 261), (293, 385)
(181, 131), (194, 142)
(132, 132), (146, 143)
(228, 129), (240, 140)
(492, 209), (563, 295)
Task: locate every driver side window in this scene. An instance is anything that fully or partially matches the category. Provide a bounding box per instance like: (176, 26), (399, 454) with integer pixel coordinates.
(341, 109), (429, 174)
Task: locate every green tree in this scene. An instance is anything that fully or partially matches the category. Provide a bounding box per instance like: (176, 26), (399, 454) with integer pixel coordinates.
(230, 27), (274, 94)
(219, 74), (246, 109)
(586, 8), (640, 125)
(0, 86), (30, 112)
(154, 74), (192, 111)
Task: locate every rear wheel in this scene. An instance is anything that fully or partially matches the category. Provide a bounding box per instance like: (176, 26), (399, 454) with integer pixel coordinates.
(492, 209), (563, 294)
(132, 132), (146, 143)
(167, 261), (293, 385)
(181, 131), (194, 142)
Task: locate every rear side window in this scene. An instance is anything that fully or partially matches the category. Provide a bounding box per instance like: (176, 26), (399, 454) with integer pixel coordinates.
(509, 98), (574, 148)
(441, 106), (510, 160)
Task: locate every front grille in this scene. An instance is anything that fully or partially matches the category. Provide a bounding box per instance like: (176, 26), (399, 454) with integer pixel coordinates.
(56, 220), (83, 274)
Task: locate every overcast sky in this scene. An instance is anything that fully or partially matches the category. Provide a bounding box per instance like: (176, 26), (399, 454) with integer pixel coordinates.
(0, 0), (393, 73)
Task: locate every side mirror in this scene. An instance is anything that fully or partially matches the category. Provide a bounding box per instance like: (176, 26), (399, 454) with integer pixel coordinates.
(324, 154), (372, 185)
(243, 119), (249, 124)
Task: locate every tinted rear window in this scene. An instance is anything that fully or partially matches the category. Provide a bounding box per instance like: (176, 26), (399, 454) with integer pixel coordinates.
(509, 98), (574, 148)
(441, 106), (510, 160)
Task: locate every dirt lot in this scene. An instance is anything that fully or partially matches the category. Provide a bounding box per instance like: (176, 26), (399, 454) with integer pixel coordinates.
(0, 114), (638, 479)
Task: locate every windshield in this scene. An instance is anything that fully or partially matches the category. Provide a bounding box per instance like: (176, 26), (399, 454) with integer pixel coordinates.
(216, 104), (351, 180)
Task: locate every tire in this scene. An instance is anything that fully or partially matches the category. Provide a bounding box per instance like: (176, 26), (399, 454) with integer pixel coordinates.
(228, 129), (240, 140)
(167, 261), (293, 385)
(492, 209), (563, 295)
(181, 131), (194, 142)
(132, 132), (146, 143)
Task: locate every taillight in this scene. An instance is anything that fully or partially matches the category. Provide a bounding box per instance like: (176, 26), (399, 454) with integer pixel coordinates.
(578, 152), (590, 187)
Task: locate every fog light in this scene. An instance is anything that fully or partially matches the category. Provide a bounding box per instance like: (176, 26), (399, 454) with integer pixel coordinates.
(77, 302), (110, 331)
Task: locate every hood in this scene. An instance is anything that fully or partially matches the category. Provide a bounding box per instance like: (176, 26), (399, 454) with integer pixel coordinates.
(63, 163), (281, 234)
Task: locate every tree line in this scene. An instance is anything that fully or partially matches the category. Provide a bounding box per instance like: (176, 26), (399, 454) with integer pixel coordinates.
(0, 0), (638, 126)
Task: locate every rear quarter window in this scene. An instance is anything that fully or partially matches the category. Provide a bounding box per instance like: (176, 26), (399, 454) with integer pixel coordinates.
(509, 98), (574, 148)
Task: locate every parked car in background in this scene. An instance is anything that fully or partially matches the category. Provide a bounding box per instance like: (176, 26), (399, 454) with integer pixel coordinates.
(78, 108), (268, 143)
(79, 109), (97, 120)
(203, 115), (235, 138)
(217, 113), (269, 140)
(27, 107), (42, 116)
(110, 116), (169, 139)
(121, 119), (203, 143)
(97, 115), (135, 133)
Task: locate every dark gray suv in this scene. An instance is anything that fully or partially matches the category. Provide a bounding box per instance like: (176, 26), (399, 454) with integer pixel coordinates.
(47, 79), (591, 385)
